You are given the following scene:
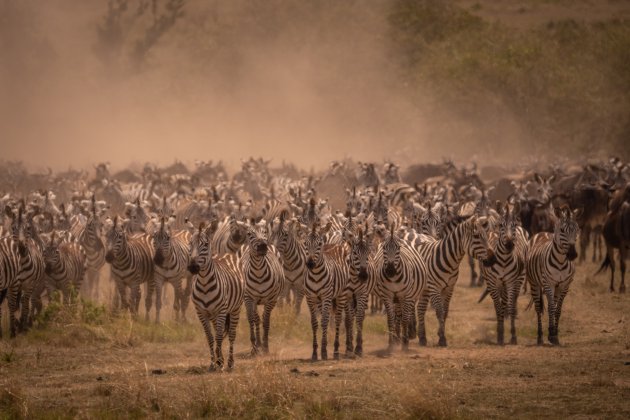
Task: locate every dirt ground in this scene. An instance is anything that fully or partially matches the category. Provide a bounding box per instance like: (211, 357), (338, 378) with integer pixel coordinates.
(0, 257), (628, 419)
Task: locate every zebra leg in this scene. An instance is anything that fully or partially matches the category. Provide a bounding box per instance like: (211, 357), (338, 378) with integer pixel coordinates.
(333, 297), (346, 360)
(262, 301), (276, 354)
(214, 313), (227, 368)
(19, 289), (31, 333)
(180, 275), (193, 322)
(227, 311), (239, 370)
(553, 290), (568, 346)
(144, 280), (155, 322)
(401, 300), (414, 351)
(531, 285), (544, 346)
(295, 286), (305, 316)
(172, 281), (183, 322)
(130, 284), (140, 318)
(383, 299), (397, 353)
(155, 278), (163, 324)
(344, 298), (355, 356)
(430, 293), (447, 347)
(320, 299), (332, 360)
(543, 285), (558, 345)
(417, 292), (430, 346)
(245, 298), (259, 356)
(197, 310), (216, 371)
(8, 284), (20, 338)
(508, 278), (522, 345)
(354, 295), (367, 356)
(490, 287), (504, 345)
(116, 280), (130, 312)
(308, 299), (319, 361)
(468, 253), (478, 287)
(393, 300), (402, 345)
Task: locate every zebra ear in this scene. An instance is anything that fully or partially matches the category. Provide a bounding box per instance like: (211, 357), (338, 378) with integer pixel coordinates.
(4, 205), (13, 220)
(534, 173), (543, 184)
(572, 207), (583, 220)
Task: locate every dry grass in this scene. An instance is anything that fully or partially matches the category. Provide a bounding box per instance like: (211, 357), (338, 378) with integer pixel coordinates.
(0, 259), (629, 419)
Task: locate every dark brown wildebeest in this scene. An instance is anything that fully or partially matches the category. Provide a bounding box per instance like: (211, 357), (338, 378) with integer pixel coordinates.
(597, 184), (630, 292)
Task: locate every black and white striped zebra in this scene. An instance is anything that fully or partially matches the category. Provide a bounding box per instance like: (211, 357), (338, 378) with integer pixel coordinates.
(43, 231), (87, 304)
(187, 222), (244, 371)
(11, 207), (46, 331)
(375, 225), (427, 352)
(1, 206), (24, 338)
(303, 223), (350, 360)
(153, 217), (193, 322)
(211, 215), (248, 255)
(412, 216), (496, 347)
(526, 206), (580, 346)
(343, 227), (376, 356)
(238, 221), (284, 355)
(269, 216), (306, 314)
(105, 216), (155, 319)
(75, 196), (106, 302)
(480, 204), (529, 345)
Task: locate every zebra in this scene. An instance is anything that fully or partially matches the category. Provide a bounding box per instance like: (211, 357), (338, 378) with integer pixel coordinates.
(269, 216), (306, 315)
(526, 206), (581, 346)
(302, 222), (350, 360)
(1, 207), (24, 338)
(42, 231), (87, 304)
(74, 195), (106, 302)
(212, 215), (248, 255)
(374, 225), (427, 352)
(11, 207), (46, 331)
(187, 222), (244, 371)
(105, 216), (155, 319)
(412, 215), (496, 347)
(343, 227), (376, 356)
(153, 217), (193, 322)
(479, 204), (529, 345)
(238, 221), (284, 355)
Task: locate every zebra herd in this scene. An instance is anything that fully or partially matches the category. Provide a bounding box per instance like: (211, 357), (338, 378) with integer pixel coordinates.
(0, 157), (628, 370)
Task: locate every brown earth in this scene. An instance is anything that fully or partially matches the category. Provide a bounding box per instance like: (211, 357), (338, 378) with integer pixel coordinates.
(0, 258), (628, 419)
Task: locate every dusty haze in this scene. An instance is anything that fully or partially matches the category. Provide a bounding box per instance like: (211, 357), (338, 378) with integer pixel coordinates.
(1, 0), (556, 172)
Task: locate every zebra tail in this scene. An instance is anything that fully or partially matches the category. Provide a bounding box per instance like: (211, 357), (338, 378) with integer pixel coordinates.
(477, 288), (490, 304)
(595, 253), (611, 275)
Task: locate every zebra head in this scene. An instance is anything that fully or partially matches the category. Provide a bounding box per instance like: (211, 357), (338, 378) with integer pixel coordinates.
(553, 206), (581, 261)
(7, 205), (28, 257)
(346, 227), (372, 282)
(469, 216), (496, 267)
(229, 214), (247, 246)
(43, 231), (61, 275)
(381, 225), (401, 279)
(497, 203), (517, 252)
(533, 173), (555, 203)
(269, 215), (293, 255)
(105, 216), (126, 264)
(188, 221), (217, 275)
(153, 217), (172, 267)
(240, 221), (269, 258)
(419, 203), (442, 239)
(303, 222), (329, 270)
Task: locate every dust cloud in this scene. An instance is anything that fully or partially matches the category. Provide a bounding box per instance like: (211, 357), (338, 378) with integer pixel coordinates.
(1, 0), (527, 173)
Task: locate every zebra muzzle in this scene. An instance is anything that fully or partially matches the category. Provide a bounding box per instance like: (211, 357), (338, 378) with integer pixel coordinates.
(306, 258), (315, 270)
(384, 263), (396, 278)
(154, 251), (165, 266)
(482, 251), (497, 267)
(188, 261), (200, 275)
(105, 251), (114, 264)
(358, 268), (368, 281)
(567, 244), (578, 261)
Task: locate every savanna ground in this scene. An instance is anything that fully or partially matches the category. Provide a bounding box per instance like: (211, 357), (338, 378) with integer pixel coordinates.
(0, 258), (628, 419)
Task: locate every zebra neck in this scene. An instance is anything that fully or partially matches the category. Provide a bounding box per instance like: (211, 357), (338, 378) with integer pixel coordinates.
(551, 237), (568, 264)
(197, 260), (217, 283)
(437, 221), (470, 269)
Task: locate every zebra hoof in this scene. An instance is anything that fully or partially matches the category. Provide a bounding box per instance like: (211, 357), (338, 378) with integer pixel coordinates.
(537, 337), (543, 346)
(333, 353), (340, 360)
(311, 354), (318, 362)
(548, 336), (559, 346)
(609, 287), (615, 293)
(620, 285), (626, 293)
(354, 347), (363, 357)
(510, 337), (518, 345)
(418, 337), (427, 347)
(208, 364), (217, 372)
(321, 350), (328, 360)
(438, 338), (447, 347)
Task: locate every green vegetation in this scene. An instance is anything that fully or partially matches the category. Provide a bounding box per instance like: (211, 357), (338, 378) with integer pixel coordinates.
(389, 0), (630, 158)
